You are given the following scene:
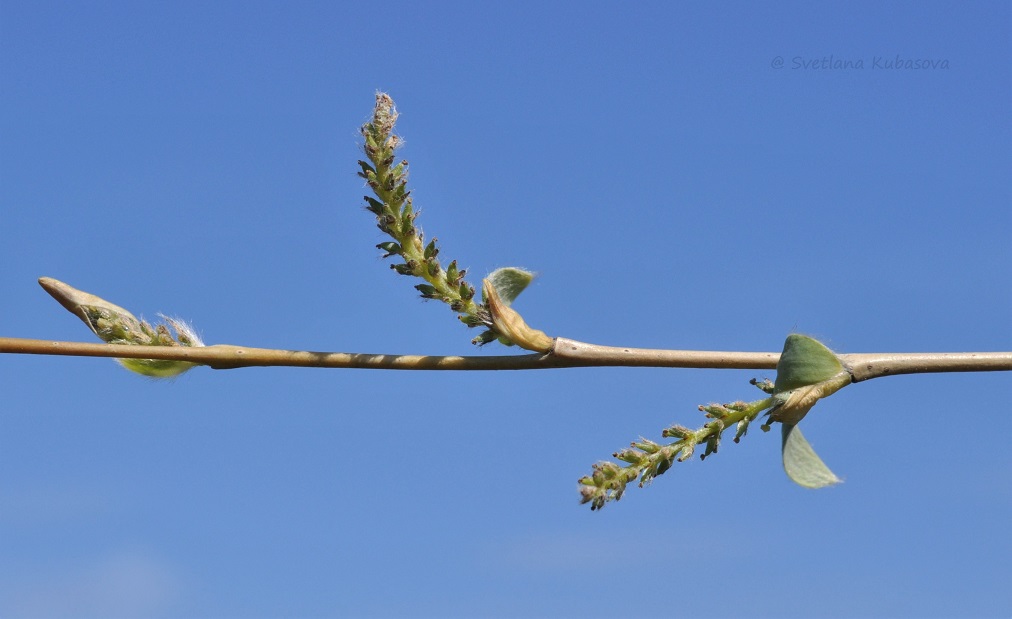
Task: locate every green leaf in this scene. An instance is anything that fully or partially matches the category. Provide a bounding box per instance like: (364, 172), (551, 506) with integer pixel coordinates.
(482, 267), (536, 306)
(781, 423), (841, 488)
(118, 358), (198, 378)
(774, 334), (843, 394)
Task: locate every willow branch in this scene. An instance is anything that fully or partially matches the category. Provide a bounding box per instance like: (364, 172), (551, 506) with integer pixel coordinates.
(2, 336), (1009, 379)
(841, 352), (1012, 381)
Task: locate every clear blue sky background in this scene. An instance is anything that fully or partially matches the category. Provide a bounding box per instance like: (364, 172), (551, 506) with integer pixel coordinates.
(2, 2), (1010, 617)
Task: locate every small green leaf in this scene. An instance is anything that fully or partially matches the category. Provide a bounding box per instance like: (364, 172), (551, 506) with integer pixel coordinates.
(483, 267), (536, 306)
(781, 424), (841, 488)
(774, 334), (843, 394)
(118, 358), (198, 378)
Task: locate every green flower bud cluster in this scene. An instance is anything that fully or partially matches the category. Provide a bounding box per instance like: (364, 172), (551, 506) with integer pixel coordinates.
(358, 93), (485, 338)
(580, 334), (852, 509)
(358, 94), (544, 347)
(579, 395), (772, 510)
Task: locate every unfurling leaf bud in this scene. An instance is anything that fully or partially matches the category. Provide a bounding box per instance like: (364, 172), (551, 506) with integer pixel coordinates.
(768, 334), (851, 488)
(483, 267), (536, 306)
(482, 279), (553, 353)
(770, 334), (851, 425)
(38, 277), (204, 378)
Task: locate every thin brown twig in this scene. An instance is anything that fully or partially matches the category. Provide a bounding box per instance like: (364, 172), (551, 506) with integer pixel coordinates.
(1, 336), (1009, 380)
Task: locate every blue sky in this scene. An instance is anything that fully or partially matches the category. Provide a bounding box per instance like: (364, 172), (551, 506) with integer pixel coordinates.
(1, 1), (1010, 617)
